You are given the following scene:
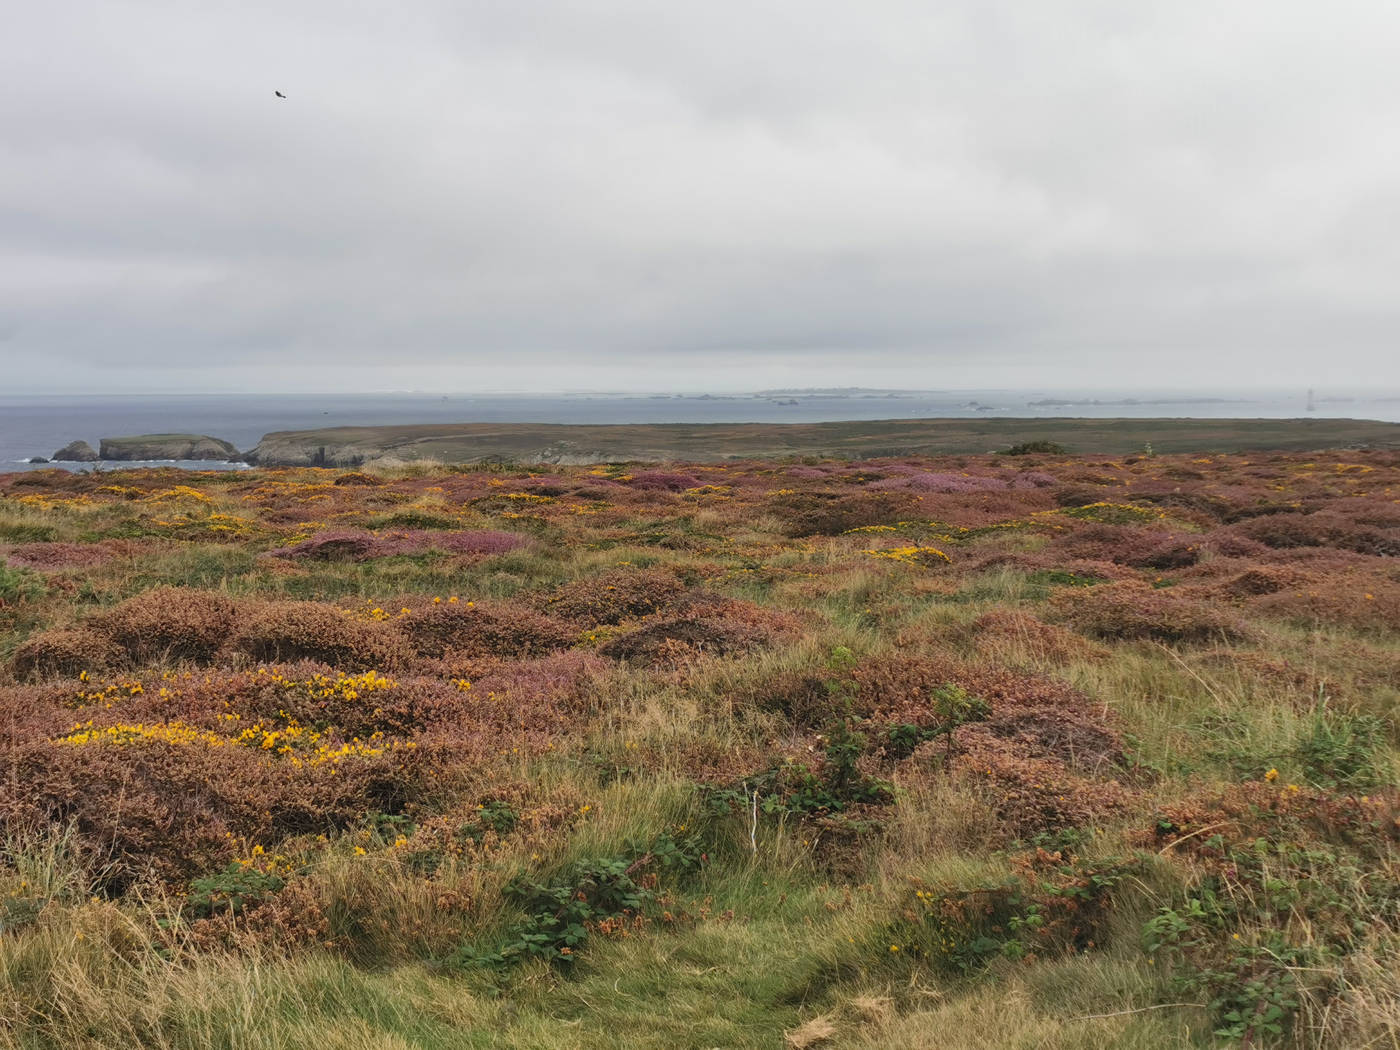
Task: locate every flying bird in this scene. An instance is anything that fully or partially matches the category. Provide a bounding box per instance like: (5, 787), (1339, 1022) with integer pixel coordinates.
(274, 90), (287, 99)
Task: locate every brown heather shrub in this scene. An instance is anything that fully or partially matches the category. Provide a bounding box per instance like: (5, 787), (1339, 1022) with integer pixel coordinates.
(1221, 501), (1309, 524)
(1203, 531), (1269, 558)
(229, 601), (411, 669)
(537, 567), (686, 626)
(2, 540), (138, 569)
(95, 587), (238, 665)
(1144, 782), (1400, 863)
(624, 471), (701, 492)
(464, 650), (609, 715)
(268, 528), (530, 563)
(970, 610), (1108, 666)
(399, 599), (575, 659)
(598, 595), (797, 664)
(1049, 580), (1249, 643)
(0, 737), (432, 889)
(937, 740), (1131, 837)
(1052, 483), (1117, 508)
(740, 666), (833, 727)
(1251, 577), (1400, 633)
(773, 491), (921, 537)
(1128, 538), (1202, 570)
(11, 628), (125, 680)
(1216, 564), (1313, 597)
(1231, 511), (1400, 556)
(853, 655), (1125, 772)
(1047, 524), (1182, 566)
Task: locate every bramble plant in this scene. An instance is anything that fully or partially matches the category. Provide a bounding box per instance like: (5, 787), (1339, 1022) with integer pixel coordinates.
(187, 861), (287, 919)
(452, 831), (705, 970)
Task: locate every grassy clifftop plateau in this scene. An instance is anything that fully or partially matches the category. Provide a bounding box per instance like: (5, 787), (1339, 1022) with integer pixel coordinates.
(244, 416), (1400, 466)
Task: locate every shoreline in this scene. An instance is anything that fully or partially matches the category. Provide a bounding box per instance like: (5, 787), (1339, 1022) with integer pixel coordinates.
(13, 416), (1400, 472)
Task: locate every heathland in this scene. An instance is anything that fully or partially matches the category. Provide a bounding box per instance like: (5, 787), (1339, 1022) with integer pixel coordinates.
(0, 447), (1397, 1048)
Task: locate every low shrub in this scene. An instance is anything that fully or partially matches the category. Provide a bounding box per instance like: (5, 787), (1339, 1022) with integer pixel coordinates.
(230, 601), (411, 669)
(1145, 785), (1400, 1046)
(1000, 441), (1067, 456)
(270, 528), (530, 563)
(949, 740), (1132, 836)
(11, 628), (125, 680)
(597, 595), (795, 664)
(400, 599), (575, 659)
(538, 567), (686, 626)
(624, 471), (701, 492)
(773, 491), (921, 537)
(94, 587), (238, 665)
(1251, 578), (1400, 634)
(1050, 581), (1249, 644)
(455, 832), (704, 969)
(1231, 512), (1399, 556)
(898, 849), (1140, 975)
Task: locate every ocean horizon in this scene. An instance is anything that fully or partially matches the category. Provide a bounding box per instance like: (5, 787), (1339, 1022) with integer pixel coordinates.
(4, 388), (1399, 470)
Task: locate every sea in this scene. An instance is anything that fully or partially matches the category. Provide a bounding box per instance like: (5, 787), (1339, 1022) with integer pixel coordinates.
(3, 389), (1398, 471)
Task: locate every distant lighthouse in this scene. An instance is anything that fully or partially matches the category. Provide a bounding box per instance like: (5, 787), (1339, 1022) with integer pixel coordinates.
(1306, 388), (1316, 412)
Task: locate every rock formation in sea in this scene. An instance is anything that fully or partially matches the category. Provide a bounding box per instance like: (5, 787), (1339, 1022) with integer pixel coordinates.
(52, 441), (99, 462)
(97, 435), (242, 461)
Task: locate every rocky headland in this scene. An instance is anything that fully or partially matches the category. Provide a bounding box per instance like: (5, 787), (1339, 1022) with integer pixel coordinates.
(98, 434), (243, 461)
(241, 417), (1400, 466)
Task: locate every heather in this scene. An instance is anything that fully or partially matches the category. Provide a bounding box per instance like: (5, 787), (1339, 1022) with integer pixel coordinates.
(0, 449), (1397, 1049)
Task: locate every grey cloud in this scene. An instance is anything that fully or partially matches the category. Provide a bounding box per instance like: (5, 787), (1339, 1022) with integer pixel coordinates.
(3, 0), (1400, 392)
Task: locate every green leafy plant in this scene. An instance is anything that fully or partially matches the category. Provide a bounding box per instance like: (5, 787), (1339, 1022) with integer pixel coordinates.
(905, 852), (1140, 976)
(187, 862), (286, 919)
(460, 799), (519, 843)
(453, 832), (705, 971)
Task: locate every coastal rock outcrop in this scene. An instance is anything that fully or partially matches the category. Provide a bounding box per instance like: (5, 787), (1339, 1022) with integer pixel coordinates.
(98, 434), (242, 461)
(52, 441), (99, 462)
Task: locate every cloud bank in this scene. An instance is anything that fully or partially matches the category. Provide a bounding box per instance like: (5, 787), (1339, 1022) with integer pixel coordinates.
(4, 0), (1400, 391)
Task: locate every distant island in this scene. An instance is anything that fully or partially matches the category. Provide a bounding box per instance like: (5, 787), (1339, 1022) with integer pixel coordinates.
(1026, 397), (1246, 407)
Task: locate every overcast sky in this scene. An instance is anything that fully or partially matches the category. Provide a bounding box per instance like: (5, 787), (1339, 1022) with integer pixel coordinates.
(4, 1), (1400, 394)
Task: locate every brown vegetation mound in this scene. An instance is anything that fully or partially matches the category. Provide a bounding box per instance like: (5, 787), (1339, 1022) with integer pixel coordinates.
(230, 602), (411, 669)
(95, 587), (238, 665)
(11, 628), (124, 680)
(537, 567), (686, 626)
(598, 595), (797, 664)
(399, 599), (576, 659)
(1049, 581), (1250, 643)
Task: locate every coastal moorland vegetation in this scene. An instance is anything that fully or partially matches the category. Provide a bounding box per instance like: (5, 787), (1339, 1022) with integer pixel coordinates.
(0, 447), (1397, 1048)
